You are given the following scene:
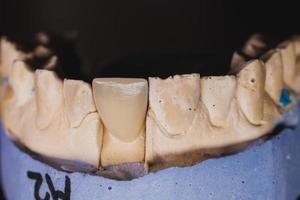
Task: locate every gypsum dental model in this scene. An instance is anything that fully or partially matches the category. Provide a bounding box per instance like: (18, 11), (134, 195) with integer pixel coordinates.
(231, 34), (300, 108)
(0, 35), (300, 180)
(1, 57), (102, 168)
(145, 60), (280, 170)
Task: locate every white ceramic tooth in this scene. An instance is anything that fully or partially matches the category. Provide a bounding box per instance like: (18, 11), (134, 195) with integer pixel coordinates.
(149, 74), (200, 136)
(9, 60), (35, 106)
(261, 50), (284, 105)
(278, 41), (297, 91)
(236, 59), (265, 125)
(63, 79), (96, 128)
(35, 69), (63, 130)
(201, 76), (236, 127)
(92, 78), (148, 142)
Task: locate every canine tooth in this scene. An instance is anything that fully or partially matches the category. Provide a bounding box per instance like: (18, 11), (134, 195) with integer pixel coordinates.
(149, 74), (200, 136)
(9, 60), (34, 106)
(92, 78), (148, 142)
(236, 59), (265, 125)
(201, 76), (236, 127)
(278, 41), (297, 91)
(35, 69), (63, 130)
(261, 50), (284, 105)
(63, 79), (96, 128)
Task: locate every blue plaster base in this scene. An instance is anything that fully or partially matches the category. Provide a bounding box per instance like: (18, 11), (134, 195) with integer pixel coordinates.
(1, 117), (300, 199)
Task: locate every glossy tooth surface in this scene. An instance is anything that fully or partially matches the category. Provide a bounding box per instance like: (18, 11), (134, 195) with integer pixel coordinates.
(9, 60), (35, 106)
(93, 78), (148, 142)
(236, 60), (265, 125)
(149, 74), (200, 136)
(201, 76), (236, 127)
(278, 41), (297, 90)
(261, 50), (284, 105)
(63, 79), (96, 128)
(35, 69), (63, 130)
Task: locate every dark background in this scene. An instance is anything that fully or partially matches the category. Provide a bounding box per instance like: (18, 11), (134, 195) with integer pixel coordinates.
(1, 0), (300, 78)
(0, 0), (300, 198)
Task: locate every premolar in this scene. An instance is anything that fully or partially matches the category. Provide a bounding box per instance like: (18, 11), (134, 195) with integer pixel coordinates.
(236, 59), (265, 125)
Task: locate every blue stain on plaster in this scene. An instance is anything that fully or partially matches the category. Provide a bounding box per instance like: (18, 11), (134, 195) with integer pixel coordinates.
(280, 88), (292, 107)
(31, 86), (35, 93)
(0, 76), (9, 85)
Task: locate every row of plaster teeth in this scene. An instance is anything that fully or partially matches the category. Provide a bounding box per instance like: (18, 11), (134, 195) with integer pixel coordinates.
(1, 35), (300, 177)
(233, 34), (300, 96)
(145, 62), (273, 169)
(0, 55), (102, 167)
(145, 35), (300, 168)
